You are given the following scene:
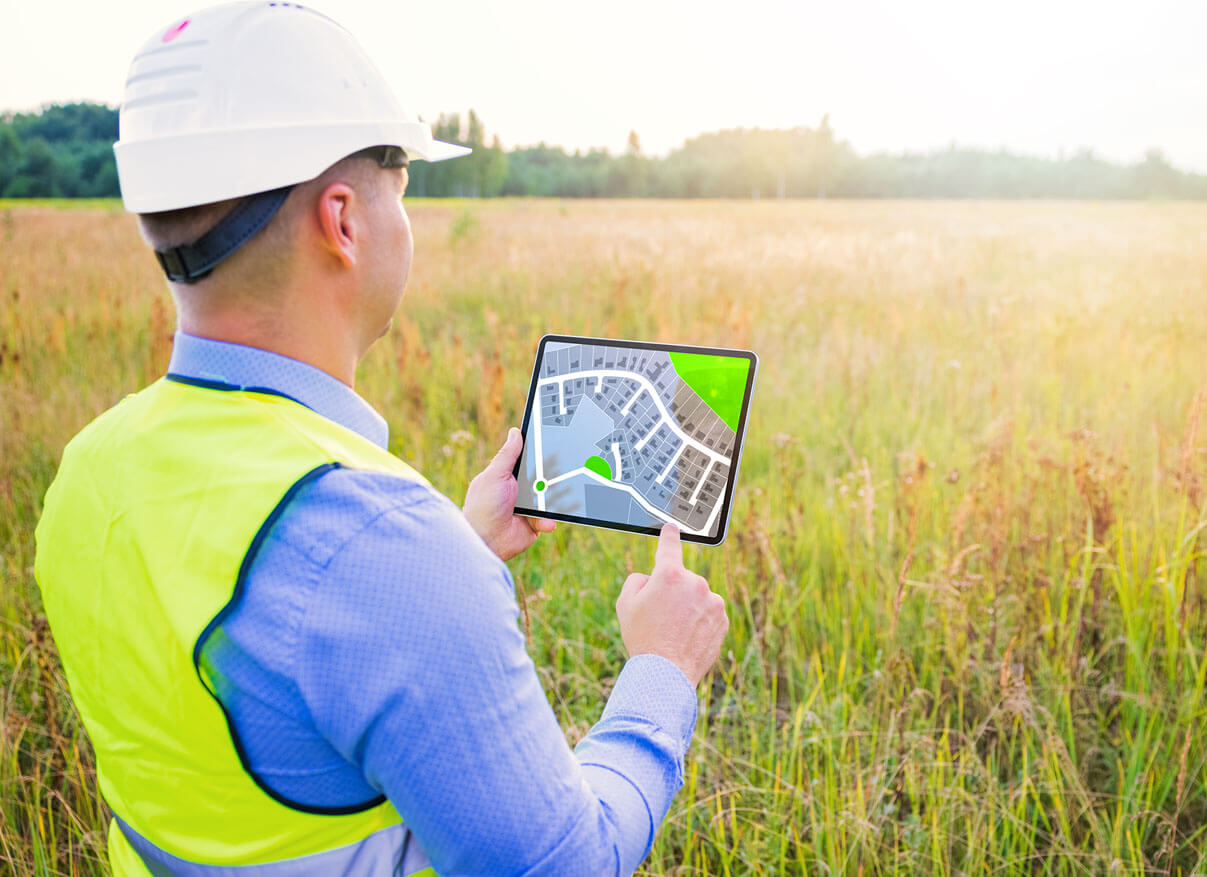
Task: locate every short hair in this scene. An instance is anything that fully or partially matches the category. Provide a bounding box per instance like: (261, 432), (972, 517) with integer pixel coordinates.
(137, 197), (244, 253)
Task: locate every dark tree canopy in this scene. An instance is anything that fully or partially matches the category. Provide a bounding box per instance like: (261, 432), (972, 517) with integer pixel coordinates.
(0, 103), (123, 197)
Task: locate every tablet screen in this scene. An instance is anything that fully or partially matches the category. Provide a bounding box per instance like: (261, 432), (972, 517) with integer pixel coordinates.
(513, 335), (758, 545)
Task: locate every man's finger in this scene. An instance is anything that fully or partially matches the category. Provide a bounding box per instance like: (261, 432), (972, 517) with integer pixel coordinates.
(489, 427), (523, 476)
(653, 523), (683, 570)
(618, 572), (650, 603)
(524, 516), (557, 534)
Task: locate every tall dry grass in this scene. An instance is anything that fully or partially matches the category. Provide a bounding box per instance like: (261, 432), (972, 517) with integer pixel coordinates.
(2, 198), (1206, 874)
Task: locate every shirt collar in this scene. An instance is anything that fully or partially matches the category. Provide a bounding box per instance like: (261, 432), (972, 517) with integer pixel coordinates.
(166, 332), (389, 449)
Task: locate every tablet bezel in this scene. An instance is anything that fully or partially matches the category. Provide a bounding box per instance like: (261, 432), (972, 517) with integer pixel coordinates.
(512, 334), (758, 546)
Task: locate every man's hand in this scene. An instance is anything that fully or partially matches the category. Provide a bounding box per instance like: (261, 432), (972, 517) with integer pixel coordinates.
(615, 525), (729, 686)
(464, 427), (556, 562)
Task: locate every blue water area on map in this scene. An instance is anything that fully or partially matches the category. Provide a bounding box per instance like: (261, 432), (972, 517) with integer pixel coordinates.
(519, 393), (610, 513)
(519, 389), (669, 529)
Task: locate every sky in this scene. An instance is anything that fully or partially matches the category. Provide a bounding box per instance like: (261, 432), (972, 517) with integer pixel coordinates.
(3, 0), (1205, 171)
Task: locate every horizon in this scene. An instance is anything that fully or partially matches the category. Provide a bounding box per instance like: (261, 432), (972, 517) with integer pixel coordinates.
(3, 0), (1205, 172)
(5, 99), (1203, 177)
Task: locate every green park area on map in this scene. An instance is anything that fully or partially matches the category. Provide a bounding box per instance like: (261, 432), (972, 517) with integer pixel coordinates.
(584, 455), (613, 480)
(667, 351), (751, 432)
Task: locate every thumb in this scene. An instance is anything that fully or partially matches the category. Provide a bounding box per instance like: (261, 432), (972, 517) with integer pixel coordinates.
(489, 427), (523, 477)
(618, 572), (650, 606)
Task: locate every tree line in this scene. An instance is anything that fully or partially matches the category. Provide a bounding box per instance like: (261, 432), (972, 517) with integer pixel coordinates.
(3, 102), (1206, 200)
(0, 103), (119, 198)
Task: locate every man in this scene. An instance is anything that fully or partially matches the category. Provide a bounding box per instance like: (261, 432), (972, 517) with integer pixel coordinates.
(33, 4), (729, 876)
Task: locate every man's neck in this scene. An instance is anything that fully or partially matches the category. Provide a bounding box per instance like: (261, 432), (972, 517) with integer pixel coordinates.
(175, 311), (360, 388)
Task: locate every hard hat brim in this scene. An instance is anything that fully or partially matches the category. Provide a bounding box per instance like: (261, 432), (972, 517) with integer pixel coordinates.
(117, 123), (473, 213)
(422, 139), (472, 162)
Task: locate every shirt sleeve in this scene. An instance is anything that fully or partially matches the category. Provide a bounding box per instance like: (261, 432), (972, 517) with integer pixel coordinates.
(291, 474), (699, 877)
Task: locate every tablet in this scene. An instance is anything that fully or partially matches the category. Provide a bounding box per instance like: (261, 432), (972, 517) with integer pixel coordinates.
(513, 335), (758, 545)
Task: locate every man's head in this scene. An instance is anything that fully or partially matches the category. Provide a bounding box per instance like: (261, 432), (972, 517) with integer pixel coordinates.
(115, 3), (468, 377)
(137, 146), (412, 355)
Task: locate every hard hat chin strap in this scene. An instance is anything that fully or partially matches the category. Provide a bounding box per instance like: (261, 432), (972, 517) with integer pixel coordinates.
(154, 186), (293, 284)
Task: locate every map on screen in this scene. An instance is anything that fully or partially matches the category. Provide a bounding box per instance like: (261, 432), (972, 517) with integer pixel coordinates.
(515, 336), (756, 543)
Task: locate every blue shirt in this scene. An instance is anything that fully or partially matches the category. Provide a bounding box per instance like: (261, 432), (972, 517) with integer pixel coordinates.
(173, 333), (699, 877)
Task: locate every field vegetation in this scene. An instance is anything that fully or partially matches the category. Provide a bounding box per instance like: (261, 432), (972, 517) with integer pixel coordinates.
(2, 199), (1206, 874)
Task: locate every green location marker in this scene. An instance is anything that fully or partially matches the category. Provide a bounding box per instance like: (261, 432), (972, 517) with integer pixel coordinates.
(535, 480), (546, 492)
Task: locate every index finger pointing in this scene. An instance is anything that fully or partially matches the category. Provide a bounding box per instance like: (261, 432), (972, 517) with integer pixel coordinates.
(654, 523), (683, 570)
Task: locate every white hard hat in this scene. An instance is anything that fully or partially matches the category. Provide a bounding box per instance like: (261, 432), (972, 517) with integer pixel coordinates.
(115, 1), (470, 215)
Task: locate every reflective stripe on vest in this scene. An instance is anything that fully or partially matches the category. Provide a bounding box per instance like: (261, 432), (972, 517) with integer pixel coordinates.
(114, 818), (436, 877)
(35, 377), (435, 871)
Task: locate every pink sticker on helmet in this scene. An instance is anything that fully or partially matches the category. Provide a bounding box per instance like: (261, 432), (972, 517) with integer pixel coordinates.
(162, 20), (190, 43)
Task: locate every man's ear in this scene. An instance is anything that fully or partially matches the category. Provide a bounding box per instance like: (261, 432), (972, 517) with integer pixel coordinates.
(315, 182), (357, 268)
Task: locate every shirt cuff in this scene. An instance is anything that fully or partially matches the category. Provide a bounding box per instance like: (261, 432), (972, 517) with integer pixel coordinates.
(601, 654), (699, 755)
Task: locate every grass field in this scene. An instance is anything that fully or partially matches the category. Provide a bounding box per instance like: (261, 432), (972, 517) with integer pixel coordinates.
(2, 198), (1206, 875)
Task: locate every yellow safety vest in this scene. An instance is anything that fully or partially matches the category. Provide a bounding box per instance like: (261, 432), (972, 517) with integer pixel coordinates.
(35, 376), (437, 875)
